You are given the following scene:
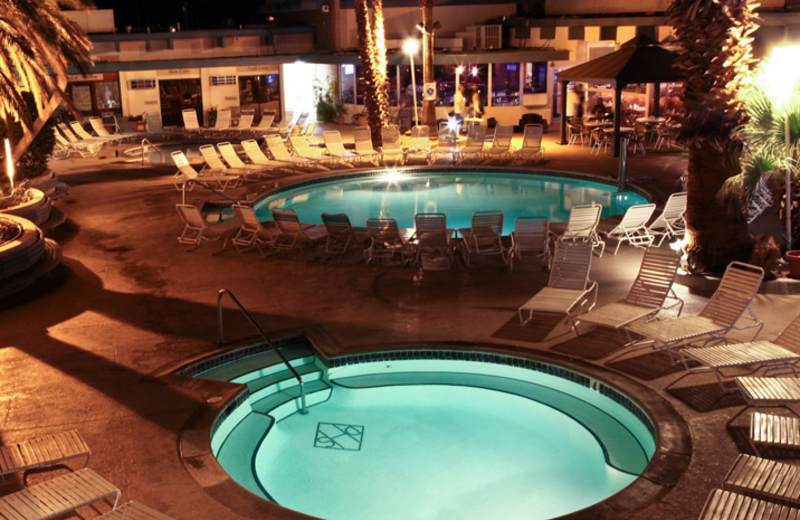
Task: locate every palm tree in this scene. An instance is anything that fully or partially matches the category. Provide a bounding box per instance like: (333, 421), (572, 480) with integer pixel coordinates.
(0, 0), (93, 161)
(667, 0), (759, 272)
(419, 0), (436, 129)
(354, 0), (389, 145)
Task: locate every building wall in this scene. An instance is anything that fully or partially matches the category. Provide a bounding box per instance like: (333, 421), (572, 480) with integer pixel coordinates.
(63, 9), (115, 33)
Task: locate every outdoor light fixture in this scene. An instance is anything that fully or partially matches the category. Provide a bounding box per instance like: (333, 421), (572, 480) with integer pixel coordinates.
(403, 39), (421, 127)
(765, 44), (800, 251)
(456, 65), (465, 75)
(471, 66), (479, 77)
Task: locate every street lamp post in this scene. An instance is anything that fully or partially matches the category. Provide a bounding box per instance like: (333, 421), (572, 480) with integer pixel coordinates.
(766, 45), (800, 252)
(403, 39), (420, 127)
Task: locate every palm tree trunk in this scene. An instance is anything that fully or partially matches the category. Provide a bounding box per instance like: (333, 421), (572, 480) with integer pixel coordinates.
(420, 0), (436, 129)
(684, 145), (753, 272)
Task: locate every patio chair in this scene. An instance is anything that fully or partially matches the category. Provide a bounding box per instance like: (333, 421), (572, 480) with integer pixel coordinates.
(511, 124), (545, 164)
(265, 134), (319, 170)
(554, 203), (606, 257)
(114, 114), (146, 140)
(70, 120), (120, 146)
(627, 123), (647, 155)
(171, 150), (242, 191)
(429, 122), (460, 165)
(252, 111), (277, 136)
(321, 212), (368, 255)
(97, 501), (176, 520)
(302, 119), (319, 145)
(176, 203), (239, 253)
(0, 468), (120, 520)
(517, 240), (598, 331)
(457, 210), (507, 267)
(724, 453), (800, 505)
(380, 125), (405, 165)
(591, 128), (611, 155)
(289, 135), (335, 170)
(198, 144), (252, 179)
(508, 216), (551, 272)
(270, 208), (328, 252)
(53, 130), (99, 158)
(353, 126), (381, 166)
(322, 131), (358, 168)
(207, 108), (232, 136)
(697, 488), (799, 520)
(600, 203), (656, 255)
(623, 261), (765, 358)
(58, 123), (107, 149)
(240, 138), (298, 174)
(233, 111), (255, 135)
(481, 124), (514, 163)
(409, 212), (455, 269)
(0, 429), (90, 481)
(144, 111), (173, 139)
(735, 376), (800, 411)
(577, 247), (683, 336)
(647, 191), (687, 246)
(750, 411), (800, 456)
(364, 217), (408, 264)
(273, 110), (295, 136)
(216, 141), (273, 180)
(89, 116), (130, 143)
(405, 125), (431, 164)
(678, 310), (800, 388)
(231, 204), (277, 256)
(567, 120), (585, 147)
(456, 125), (487, 164)
(655, 121), (680, 151)
(182, 108), (204, 136)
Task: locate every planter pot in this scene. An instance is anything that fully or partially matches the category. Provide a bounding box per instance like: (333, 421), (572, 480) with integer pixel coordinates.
(24, 170), (69, 200)
(0, 188), (50, 226)
(788, 250), (800, 278)
(0, 215), (45, 280)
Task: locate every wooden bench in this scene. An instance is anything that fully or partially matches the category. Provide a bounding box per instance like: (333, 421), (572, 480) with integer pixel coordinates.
(0, 430), (90, 480)
(751, 412), (800, 456)
(0, 468), (120, 520)
(724, 453), (800, 505)
(97, 501), (174, 520)
(699, 488), (800, 520)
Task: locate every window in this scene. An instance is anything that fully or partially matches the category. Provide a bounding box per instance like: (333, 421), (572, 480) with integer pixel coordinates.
(524, 62), (547, 94)
(129, 79), (156, 90)
(341, 63), (355, 104)
(435, 65), (457, 106)
(210, 75), (236, 86)
(95, 82), (121, 109)
(398, 65), (424, 106)
(458, 63), (487, 107)
(491, 63), (520, 106)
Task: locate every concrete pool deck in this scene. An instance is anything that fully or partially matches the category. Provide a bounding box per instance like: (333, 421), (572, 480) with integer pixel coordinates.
(0, 125), (798, 520)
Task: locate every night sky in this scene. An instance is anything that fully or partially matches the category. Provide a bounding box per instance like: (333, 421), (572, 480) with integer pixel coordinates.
(92, 0), (270, 32)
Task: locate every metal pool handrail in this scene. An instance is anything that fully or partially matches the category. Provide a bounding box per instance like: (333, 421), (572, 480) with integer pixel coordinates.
(140, 138), (165, 164)
(217, 289), (308, 414)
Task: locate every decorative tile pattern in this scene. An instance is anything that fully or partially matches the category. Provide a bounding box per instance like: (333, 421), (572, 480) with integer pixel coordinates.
(315, 423), (364, 451)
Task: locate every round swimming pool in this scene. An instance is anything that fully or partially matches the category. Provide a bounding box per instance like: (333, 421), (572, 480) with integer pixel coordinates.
(253, 168), (649, 234)
(194, 345), (658, 520)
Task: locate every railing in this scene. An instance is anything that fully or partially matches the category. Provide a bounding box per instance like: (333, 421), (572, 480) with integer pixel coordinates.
(180, 179), (240, 206)
(217, 289), (307, 415)
(140, 138), (165, 164)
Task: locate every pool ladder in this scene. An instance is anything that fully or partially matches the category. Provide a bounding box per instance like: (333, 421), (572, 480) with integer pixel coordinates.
(217, 289), (308, 414)
(140, 138), (165, 164)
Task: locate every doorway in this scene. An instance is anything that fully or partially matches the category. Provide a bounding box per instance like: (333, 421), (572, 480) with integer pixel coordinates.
(159, 78), (203, 127)
(238, 74), (281, 122)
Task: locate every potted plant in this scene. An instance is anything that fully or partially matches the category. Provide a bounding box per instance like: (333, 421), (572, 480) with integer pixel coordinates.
(128, 114), (145, 131)
(313, 80), (347, 124)
(207, 106), (218, 127)
(352, 110), (368, 126)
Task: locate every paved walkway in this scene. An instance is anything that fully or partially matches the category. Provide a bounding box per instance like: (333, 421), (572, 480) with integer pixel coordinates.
(0, 125), (797, 520)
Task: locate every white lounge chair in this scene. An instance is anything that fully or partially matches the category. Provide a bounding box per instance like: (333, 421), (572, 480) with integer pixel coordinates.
(58, 123), (107, 149)
(182, 108), (204, 136)
(176, 203), (239, 253)
(511, 123), (545, 164)
(240, 139), (297, 173)
(577, 247), (683, 335)
(698, 488), (799, 520)
(233, 111), (255, 135)
(408, 212), (455, 269)
(456, 125), (487, 164)
(207, 108), (232, 136)
(364, 217), (408, 264)
(320, 212), (368, 255)
(681, 310), (800, 387)
(508, 216), (551, 272)
(624, 261), (765, 358)
(251, 112), (277, 137)
(429, 122), (460, 165)
(289, 135), (334, 170)
(0, 429), (90, 480)
(70, 120), (120, 146)
(171, 150), (242, 191)
(554, 203), (606, 257)
(216, 142), (273, 180)
(750, 412), (800, 456)
(231, 204), (277, 256)
(736, 376), (800, 411)
(600, 203), (656, 255)
(647, 192), (687, 247)
(144, 111), (173, 139)
(405, 125), (431, 164)
(353, 126), (381, 166)
(517, 240), (598, 331)
(380, 125), (405, 165)
(198, 144), (251, 179)
(89, 116), (131, 143)
(481, 124), (514, 163)
(457, 210), (507, 267)
(0, 468), (120, 520)
(53, 131), (98, 158)
(97, 501), (176, 520)
(265, 134), (321, 171)
(724, 453), (800, 505)
(114, 114), (146, 140)
(270, 208), (327, 252)
(322, 131), (358, 168)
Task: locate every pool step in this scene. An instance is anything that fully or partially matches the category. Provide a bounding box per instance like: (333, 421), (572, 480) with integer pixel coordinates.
(214, 413), (273, 499)
(247, 363), (324, 401)
(251, 379), (332, 421)
(197, 344), (316, 382)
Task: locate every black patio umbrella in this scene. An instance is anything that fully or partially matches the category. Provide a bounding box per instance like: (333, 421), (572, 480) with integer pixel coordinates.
(556, 34), (683, 156)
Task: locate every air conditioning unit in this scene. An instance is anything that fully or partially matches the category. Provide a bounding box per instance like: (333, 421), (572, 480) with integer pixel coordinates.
(475, 25), (502, 49)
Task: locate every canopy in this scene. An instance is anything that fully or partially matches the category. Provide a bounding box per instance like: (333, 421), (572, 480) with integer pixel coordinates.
(556, 35), (684, 156)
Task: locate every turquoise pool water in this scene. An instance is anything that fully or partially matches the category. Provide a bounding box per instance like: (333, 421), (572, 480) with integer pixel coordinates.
(204, 352), (655, 520)
(253, 170), (648, 234)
